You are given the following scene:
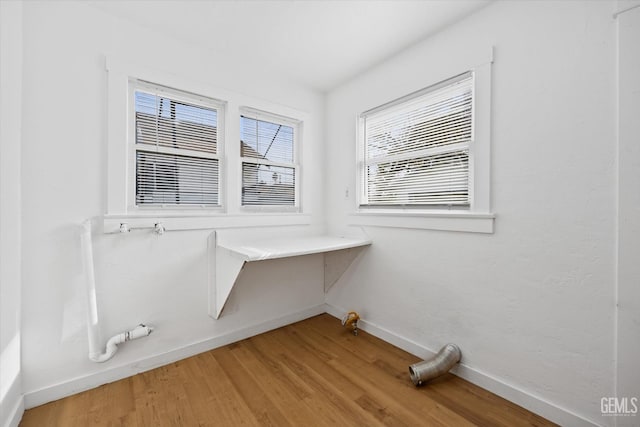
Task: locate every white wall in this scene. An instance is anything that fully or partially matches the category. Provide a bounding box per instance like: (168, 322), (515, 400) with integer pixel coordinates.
(12, 1), (638, 425)
(325, 1), (619, 425)
(616, 2), (640, 426)
(0, 2), (24, 426)
(19, 0), (326, 406)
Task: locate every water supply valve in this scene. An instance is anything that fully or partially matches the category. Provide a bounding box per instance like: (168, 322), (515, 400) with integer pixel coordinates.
(342, 311), (360, 336)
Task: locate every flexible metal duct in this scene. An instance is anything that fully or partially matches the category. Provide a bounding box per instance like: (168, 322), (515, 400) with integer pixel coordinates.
(409, 343), (461, 386)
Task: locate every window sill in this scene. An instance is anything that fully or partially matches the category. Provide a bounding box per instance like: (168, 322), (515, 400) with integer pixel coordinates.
(348, 210), (495, 233)
(103, 212), (312, 234)
(239, 205), (300, 214)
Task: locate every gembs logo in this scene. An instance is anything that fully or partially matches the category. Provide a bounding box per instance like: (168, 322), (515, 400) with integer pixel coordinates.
(601, 397), (638, 417)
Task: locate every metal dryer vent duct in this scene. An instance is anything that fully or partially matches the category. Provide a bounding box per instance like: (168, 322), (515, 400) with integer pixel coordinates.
(409, 343), (461, 386)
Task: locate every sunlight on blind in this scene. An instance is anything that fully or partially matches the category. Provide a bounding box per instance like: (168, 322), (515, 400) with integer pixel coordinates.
(134, 87), (220, 207)
(135, 91), (217, 154)
(240, 115), (296, 206)
(136, 152), (219, 206)
(241, 164), (295, 206)
(363, 74), (473, 207)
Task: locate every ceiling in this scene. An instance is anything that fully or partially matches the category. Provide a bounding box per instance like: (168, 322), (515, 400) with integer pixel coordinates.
(88, 0), (490, 92)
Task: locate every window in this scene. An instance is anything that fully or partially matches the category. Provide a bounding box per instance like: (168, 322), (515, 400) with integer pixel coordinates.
(106, 58), (312, 232)
(240, 110), (299, 208)
(132, 81), (224, 208)
(359, 73), (473, 209)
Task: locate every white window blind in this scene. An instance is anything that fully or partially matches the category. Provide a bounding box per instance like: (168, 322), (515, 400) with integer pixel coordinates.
(240, 112), (297, 207)
(134, 84), (222, 207)
(361, 73), (473, 208)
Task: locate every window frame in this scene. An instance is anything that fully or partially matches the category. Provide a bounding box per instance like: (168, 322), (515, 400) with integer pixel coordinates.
(352, 49), (493, 233)
(128, 79), (226, 212)
(358, 72), (474, 210)
(238, 107), (301, 212)
(105, 57), (313, 233)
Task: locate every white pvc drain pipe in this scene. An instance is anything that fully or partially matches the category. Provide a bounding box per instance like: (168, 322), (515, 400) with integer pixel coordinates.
(81, 220), (153, 363)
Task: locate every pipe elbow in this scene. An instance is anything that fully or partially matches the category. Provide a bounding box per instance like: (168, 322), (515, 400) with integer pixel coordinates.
(89, 333), (125, 363)
(409, 343), (461, 386)
(126, 324), (153, 341)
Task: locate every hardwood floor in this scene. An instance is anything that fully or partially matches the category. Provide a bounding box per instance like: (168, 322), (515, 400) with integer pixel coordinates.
(21, 314), (557, 426)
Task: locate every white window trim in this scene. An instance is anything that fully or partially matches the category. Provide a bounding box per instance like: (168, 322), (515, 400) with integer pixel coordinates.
(359, 72), (473, 209)
(352, 47), (494, 234)
(105, 56), (311, 232)
(239, 107), (302, 212)
(128, 79), (226, 212)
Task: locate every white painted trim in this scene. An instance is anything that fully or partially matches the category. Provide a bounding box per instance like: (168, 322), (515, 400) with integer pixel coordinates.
(354, 46), (494, 230)
(2, 396), (23, 427)
(324, 303), (599, 427)
(238, 107), (302, 210)
(21, 301), (598, 426)
(102, 213), (312, 233)
(349, 211), (494, 233)
(613, 2), (640, 18)
(0, 1), (23, 426)
(128, 79), (227, 212)
(23, 304), (326, 409)
(106, 55), (313, 220)
(615, 5), (640, 426)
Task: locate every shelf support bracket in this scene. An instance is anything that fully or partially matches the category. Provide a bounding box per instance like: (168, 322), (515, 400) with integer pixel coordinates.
(324, 247), (366, 293)
(208, 229), (371, 319)
(208, 232), (245, 319)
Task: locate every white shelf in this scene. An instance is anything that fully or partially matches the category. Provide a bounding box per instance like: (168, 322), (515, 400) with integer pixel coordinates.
(208, 231), (371, 319)
(219, 235), (372, 262)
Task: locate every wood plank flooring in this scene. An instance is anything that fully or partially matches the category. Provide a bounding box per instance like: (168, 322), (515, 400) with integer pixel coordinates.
(21, 314), (557, 426)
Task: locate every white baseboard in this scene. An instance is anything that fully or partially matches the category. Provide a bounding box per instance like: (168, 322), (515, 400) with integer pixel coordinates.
(2, 395), (24, 427)
(22, 302), (601, 427)
(324, 303), (599, 427)
(24, 304), (326, 409)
